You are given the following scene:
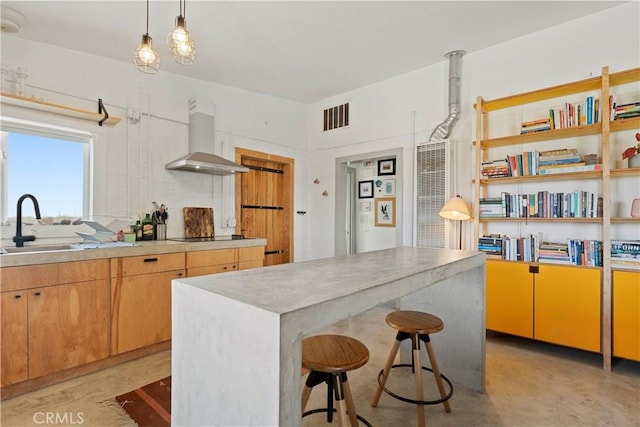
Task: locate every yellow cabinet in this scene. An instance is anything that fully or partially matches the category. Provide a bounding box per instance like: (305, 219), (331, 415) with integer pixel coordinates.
(486, 260), (533, 338)
(110, 253), (185, 354)
(1, 291), (28, 387)
(0, 260), (110, 385)
(534, 265), (601, 352)
(613, 271), (640, 361)
(186, 246), (264, 277)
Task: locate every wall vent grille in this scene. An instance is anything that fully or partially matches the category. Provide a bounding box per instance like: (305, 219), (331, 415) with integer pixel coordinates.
(323, 103), (349, 131)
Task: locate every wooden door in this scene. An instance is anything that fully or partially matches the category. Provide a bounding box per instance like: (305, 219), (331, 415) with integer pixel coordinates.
(28, 280), (110, 379)
(534, 265), (601, 352)
(1, 291), (28, 386)
(235, 148), (294, 266)
(485, 260), (534, 338)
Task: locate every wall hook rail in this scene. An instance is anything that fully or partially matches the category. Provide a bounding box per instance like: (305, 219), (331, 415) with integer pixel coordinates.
(98, 98), (109, 126)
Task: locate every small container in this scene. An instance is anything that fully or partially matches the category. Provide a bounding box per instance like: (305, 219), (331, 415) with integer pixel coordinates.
(155, 223), (167, 241)
(123, 232), (136, 243)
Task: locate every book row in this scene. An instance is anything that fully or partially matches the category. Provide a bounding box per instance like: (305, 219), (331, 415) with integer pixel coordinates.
(480, 148), (601, 178)
(479, 191), (602, 219)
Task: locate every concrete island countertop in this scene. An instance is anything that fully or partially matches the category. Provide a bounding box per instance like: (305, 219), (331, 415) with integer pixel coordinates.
(0, 238), (267, 267)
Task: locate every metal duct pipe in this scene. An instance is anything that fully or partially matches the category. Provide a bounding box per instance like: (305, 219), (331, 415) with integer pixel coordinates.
(430, 50), (465, 142)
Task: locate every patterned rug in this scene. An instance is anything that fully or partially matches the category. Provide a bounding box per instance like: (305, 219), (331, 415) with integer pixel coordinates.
(115, 376), (171, 427)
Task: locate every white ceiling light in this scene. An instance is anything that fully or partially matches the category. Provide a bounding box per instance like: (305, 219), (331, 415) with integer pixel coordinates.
(1, 6), (26, 33)
(167, 0), (195, 65)
(134, 0), (160, 74)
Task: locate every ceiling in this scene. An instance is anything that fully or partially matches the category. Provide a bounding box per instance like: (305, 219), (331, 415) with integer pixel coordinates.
(1, 1), (626, 104)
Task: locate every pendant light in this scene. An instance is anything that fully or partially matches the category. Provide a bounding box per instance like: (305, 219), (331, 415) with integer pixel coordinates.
(134, 0), (160, 74)
(167, 0), (195, 65)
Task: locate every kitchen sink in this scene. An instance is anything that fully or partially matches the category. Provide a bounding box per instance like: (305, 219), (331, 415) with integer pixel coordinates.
(0, 244), (79, 254)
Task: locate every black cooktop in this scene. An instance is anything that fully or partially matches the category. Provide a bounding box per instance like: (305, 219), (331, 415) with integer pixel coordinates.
(168, 235), (249, 242)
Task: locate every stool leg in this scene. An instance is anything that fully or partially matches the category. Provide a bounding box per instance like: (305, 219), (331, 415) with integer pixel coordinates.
(341, 373), (359, 427)
(333, 374), (350, 427)
(371, 337), (401, 407)
(425, 341), (452, 413)
(412, 334), (426, 427)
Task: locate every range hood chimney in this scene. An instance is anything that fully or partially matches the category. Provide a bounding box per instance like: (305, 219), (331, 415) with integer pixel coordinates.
(165, 97), (249, 175)
(430, 50), (465, 142)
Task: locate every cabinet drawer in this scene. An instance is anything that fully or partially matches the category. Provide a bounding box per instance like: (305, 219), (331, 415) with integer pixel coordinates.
(238, 246), (264, 263)
(1, 264), (58, 292)
(613, 270), (640, 361)
(111, 253), (185, 277)
(186, 249), (236, 269)
(58, 259), (109, 284)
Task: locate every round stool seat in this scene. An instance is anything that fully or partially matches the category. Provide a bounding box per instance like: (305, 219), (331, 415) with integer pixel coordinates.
(385, 310), (444, 335)
(302, 334), (369, 373)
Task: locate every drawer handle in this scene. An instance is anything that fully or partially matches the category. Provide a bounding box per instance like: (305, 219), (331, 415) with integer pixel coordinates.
(223, 266), (228, 270)
(34, 292), (41, 296)
(143, 258), (159, 263)
(15, 294), (22, 299)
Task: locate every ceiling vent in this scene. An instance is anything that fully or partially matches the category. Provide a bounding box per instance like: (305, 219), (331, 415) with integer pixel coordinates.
(323, 103), (349, 131)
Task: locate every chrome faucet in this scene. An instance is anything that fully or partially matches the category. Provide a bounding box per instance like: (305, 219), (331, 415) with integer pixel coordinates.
(13, 194), (41, 247)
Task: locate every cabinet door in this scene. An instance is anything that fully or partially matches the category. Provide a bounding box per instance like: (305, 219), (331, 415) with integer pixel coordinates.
(238, 246), (264, 270)
(613, 271), (640, 361)
(111, 270), (184, 354)
(28, 280), (110, 379)
(486, 260), (533, 338)
(534, 265), (601, 352)
(1, 291), (28, 386)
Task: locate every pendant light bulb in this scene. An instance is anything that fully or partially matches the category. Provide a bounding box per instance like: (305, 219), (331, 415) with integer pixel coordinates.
(134, 0), (159, 74)
(168, 0), (196, 65)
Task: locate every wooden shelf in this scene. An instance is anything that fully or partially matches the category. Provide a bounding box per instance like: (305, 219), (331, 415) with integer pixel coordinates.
(610, 167), (640, 177)
(0, 93), (121, 126)
(480, 170), (601, 186)
(479, 217), (602, 223)
(611, 217), (640, 223)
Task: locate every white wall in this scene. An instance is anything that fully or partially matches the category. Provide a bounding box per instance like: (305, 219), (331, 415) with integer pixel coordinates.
(2, 2), (638, 260)
(307, 2), (639, 256)
(0, 35), (311, 254)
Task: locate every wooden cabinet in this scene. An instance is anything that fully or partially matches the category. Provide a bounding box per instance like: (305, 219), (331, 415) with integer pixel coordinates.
(486, 260), (601, 352)
(0, 260), (109, 386)
(110, 253), (185, 354)
(534, 265), (601, 352)
(186, 246), (264, 277)
(486, 260), (533, 338)
(612, 270), (640, 361)
(1, 291), (28, 387)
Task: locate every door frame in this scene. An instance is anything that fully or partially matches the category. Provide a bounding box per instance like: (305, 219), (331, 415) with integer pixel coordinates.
(234, 147), (295, 263)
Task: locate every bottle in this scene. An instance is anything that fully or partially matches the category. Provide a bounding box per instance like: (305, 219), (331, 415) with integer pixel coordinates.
(142, 214), (154, 241)
(135, 220), (142, 241)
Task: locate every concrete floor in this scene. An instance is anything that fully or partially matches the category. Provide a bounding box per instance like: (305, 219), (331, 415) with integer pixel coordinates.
(1, 306), (639, 427)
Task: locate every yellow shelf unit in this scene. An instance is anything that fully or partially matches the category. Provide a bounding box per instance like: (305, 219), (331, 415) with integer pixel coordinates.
(0, 93), (121, 126)
(473, 65), (640, 370)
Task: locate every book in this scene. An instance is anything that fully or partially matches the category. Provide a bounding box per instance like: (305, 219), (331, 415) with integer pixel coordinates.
(538, 164), (602, 175)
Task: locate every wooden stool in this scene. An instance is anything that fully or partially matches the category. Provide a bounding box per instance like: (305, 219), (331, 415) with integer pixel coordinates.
(302, 334), (372, 427)
(371, 311), (453, 427)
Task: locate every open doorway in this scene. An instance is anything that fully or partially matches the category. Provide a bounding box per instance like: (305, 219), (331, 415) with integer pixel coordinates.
(335, 148), (403, 256)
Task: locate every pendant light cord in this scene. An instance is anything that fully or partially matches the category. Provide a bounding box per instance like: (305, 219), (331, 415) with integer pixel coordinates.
(145, 0), (150, 34)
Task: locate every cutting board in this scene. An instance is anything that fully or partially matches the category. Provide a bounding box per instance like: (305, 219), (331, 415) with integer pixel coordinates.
(183, 207), (214, 238)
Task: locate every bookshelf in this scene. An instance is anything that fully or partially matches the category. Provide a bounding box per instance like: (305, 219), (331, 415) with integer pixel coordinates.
(473, 66), (640, 370)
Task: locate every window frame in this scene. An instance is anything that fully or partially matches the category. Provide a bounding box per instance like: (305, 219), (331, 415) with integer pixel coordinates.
(0, 116), (93, 223)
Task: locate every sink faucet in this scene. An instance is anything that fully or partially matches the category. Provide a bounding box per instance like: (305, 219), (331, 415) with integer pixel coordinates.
(13, 194), (41, 247)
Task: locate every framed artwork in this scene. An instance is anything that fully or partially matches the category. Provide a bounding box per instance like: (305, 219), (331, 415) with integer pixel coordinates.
(363, 159), (374, 168)
(360, 201), (371, 212)
(375, 197), (396, 227)
(358, 180), (374, 198)
(378, 158), (396, 176)
(381, 179), (395, 196)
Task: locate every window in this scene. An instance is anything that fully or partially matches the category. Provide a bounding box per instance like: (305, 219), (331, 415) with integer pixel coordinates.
(1, 117), (92, 229)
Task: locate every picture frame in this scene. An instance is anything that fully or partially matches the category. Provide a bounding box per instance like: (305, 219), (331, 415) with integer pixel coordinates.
(375, 197), (396, 227)
(377, 158), (396, 176)
(358, 180), (374, 198)
(381, 178), (395, 196)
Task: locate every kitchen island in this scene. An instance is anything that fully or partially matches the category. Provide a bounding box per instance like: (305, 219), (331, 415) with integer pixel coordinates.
(172, 247), (486, 426)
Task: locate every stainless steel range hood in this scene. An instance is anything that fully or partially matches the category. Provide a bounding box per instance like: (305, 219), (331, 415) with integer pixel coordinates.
(166, 98), (249, 175)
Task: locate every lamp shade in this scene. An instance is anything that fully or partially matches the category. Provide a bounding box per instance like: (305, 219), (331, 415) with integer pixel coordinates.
(439, 195), (471, 221)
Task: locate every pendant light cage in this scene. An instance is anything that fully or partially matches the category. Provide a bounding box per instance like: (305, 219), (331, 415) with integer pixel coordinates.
(134, 0), (160, 73)
(168, 0), (196, 65)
